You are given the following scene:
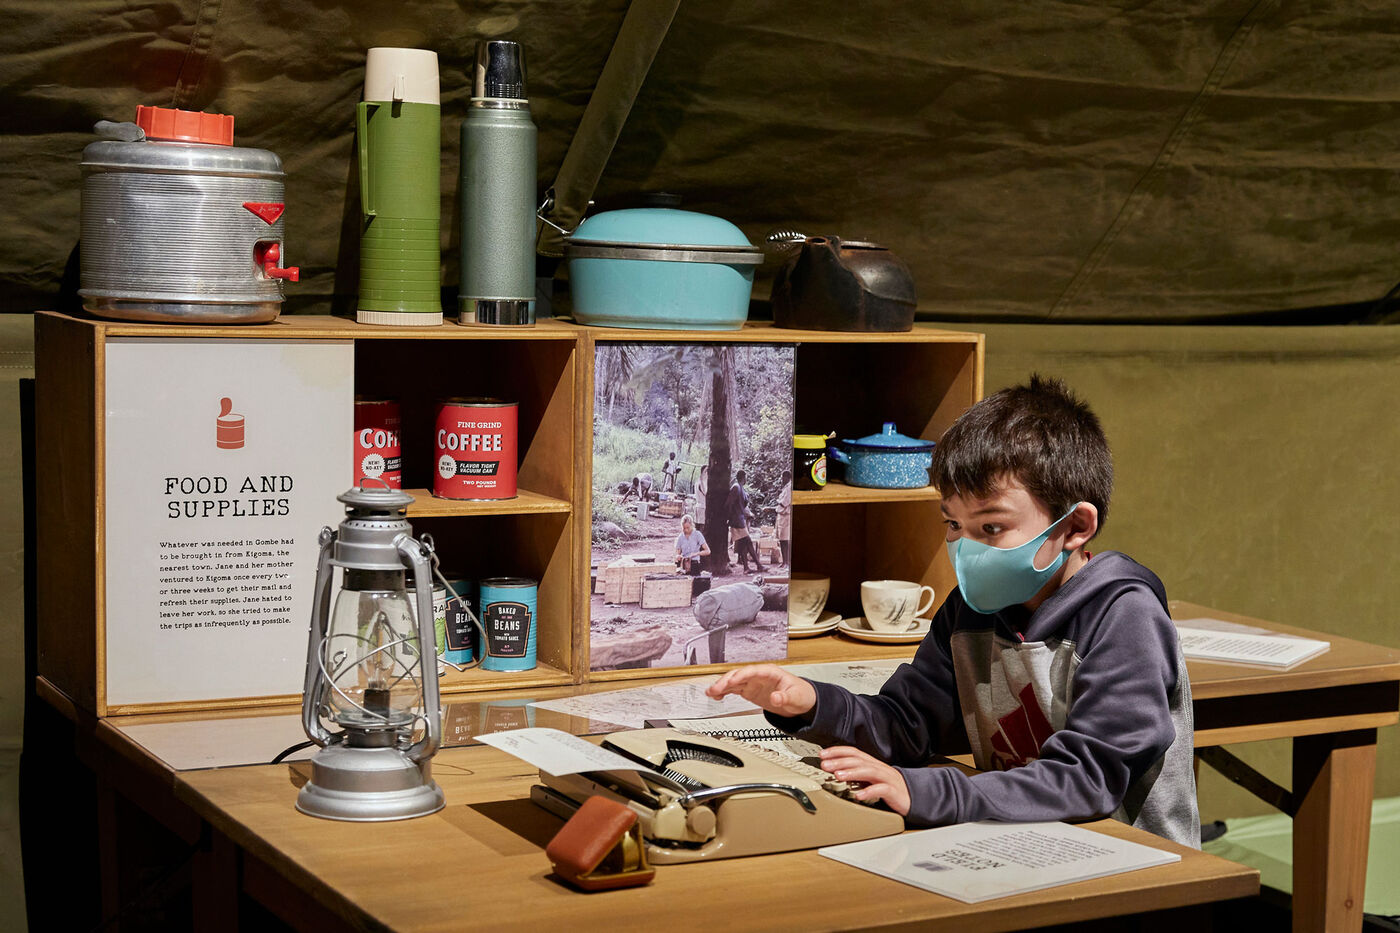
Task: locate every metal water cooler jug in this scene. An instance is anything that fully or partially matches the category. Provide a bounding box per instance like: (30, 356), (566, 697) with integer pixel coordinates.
(79, 105), (299, 323)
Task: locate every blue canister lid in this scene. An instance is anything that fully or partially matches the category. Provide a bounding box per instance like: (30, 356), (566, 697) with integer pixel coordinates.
(570, 208), (756, 250)
(841, 422), (936, 451)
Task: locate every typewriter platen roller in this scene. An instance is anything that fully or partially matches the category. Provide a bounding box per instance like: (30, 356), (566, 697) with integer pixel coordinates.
(531, 729), (905, 863)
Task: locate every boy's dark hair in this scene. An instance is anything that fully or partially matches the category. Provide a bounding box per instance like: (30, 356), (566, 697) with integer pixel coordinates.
(735, 469), (746, 482)
(930, 374), (1113, 532)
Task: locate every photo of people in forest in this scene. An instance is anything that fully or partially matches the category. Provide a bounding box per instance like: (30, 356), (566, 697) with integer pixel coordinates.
(590, 343), (795, 671)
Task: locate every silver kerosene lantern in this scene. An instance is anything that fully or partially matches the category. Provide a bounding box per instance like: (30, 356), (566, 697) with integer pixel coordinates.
(296, 485), (445, 821)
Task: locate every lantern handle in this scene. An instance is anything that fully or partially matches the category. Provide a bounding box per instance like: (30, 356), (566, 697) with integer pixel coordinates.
(419, 532), (488, 673)
(399, 534), (442, 764)
(301, 526), (340, 748)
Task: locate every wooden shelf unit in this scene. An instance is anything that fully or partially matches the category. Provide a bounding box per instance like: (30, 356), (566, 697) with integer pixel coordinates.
(35, 312), (982, 715)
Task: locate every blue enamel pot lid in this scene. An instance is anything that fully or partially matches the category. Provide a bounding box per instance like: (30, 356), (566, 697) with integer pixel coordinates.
(838, 422), (936, 452)
(566, 208), (763, 264)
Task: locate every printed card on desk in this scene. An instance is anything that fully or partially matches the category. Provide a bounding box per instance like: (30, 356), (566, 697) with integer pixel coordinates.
(476, 727), (662, 777)
(1175, 621), (1330, 668)
(819, 821), (1179, 903)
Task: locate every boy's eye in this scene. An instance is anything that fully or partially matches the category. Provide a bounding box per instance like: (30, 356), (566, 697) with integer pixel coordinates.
(982, 524), (1003, 536)
(942, 519), (959, 531)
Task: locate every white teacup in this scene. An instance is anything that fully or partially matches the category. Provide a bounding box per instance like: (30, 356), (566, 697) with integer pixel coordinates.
(860, 580), (935, 632)
(787, 572), (831, 627)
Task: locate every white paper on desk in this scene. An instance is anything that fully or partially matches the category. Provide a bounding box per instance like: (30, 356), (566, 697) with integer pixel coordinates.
(528, 678), (757, 729)
(1176, 621), (1330, 668)
(784, 659), (906, 695)
(474, 727), (662, 777)
(819, 821), (1180, 903)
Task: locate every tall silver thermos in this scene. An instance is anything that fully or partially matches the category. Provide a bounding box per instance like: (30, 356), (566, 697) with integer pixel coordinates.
(458, 39), (537, 326)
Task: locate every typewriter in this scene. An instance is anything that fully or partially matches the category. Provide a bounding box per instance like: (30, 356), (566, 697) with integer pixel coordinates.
(531, 728), (905, 863)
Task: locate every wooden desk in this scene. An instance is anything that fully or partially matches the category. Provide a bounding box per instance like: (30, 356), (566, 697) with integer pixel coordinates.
(1172, 601), (1400, 933)
(168, 740), (1254, 933)
(40, 601), (1398, 932)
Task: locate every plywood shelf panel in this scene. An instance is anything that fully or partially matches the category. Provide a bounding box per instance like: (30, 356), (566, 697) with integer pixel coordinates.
(404, 487), (571, 518)
(95, 314), (581, 341)
(792, 480), (942, 506)
(437, 661), (574, 695)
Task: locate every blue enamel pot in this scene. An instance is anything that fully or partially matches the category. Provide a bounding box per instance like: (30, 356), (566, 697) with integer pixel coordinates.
(828, 422), (935, 489)
(565, 208), (762, 330)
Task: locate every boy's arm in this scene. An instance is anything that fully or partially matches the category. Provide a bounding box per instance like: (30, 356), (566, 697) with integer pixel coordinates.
(763, 607), (963, 764)
(895, 589), (1183, 829)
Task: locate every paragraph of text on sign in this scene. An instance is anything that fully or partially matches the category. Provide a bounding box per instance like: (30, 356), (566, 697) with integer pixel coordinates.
(157, 538), (296, 631)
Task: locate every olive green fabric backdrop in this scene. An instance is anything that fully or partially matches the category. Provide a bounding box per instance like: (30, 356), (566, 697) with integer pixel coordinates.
(5, 1), (1400, 321)
(4, 1), (1400, 926)
(973, 322), (1400, 821)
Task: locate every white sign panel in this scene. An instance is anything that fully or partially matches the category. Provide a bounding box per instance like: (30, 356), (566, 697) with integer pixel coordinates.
(104, 338), (353, 706)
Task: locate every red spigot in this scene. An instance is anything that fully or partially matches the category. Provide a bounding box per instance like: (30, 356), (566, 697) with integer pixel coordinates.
(256, 242), (300, 282)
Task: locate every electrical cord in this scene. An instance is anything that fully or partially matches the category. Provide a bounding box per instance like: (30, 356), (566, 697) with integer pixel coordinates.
(271, 740), (315, 764)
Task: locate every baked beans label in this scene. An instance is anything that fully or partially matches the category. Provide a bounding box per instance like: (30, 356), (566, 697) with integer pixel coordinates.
(483, 601), (530, 657)
(433, 404), (517, 499)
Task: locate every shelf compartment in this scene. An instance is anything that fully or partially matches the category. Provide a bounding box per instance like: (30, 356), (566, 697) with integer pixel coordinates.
(410, 512), (574, 677)
(354, 337), (575, 503)
(404, 487), (571, 518)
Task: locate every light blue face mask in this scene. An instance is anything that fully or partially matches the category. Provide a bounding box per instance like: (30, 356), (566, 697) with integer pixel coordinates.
(946, 505), (1080, 614)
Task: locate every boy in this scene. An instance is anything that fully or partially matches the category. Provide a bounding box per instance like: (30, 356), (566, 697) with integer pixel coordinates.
(707, 376), (1200, 846)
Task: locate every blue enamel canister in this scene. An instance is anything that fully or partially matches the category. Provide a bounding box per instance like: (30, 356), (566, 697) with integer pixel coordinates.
(478, 576), (537, 671)
(828, 422), (936, 489)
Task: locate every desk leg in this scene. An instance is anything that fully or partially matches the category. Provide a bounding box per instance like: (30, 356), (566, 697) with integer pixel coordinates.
(192, 827), (239, 933)
(1291, 729), (1376, 933)
(96, 781), (122, 931)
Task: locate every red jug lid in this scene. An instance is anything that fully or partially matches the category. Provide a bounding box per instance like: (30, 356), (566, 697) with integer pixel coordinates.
(134, 105), (234, 145)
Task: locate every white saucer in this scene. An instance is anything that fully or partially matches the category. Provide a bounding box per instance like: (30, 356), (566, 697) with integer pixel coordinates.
(788, 609), (841, 638)
(838, 615), (931, 643)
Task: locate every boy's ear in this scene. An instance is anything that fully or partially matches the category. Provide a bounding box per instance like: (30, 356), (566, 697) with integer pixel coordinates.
(1064, 502), (1099, 551)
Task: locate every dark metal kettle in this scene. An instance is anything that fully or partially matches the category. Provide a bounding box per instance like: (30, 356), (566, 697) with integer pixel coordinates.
(769, 236), (918, 332)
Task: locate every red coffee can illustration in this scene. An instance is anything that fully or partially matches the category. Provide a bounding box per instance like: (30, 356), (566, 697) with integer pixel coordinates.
(433, 398), (518, 500)
(216, 397), (244, 449)
(354, 398), (402, 488)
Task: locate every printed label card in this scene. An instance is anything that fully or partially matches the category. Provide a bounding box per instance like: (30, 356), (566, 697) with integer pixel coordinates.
(103, 338), (353, 706)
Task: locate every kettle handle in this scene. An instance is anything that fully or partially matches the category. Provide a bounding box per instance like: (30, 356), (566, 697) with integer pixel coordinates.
(356, 102), (377, 218)
(827, 446), (849, 465)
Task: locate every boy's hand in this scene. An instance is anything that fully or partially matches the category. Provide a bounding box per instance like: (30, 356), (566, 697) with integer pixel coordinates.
(819, 746), (911, 816)
(705, 664), (816, 717)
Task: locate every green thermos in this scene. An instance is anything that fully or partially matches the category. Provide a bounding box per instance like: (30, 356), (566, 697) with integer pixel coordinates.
(357, 48), (442, 325)
(458, 40), (537, 326)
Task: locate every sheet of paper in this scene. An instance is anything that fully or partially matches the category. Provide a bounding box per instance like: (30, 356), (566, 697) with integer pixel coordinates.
(474, 727), (660, 776)
(528, 678), (757, 728)
(819, 821), (1180, 903)
(1176, 620), (1330, 668)
(784, 659), (906, 694)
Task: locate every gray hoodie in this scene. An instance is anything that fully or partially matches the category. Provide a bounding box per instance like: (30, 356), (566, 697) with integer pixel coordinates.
(770, 551), (1200, 847)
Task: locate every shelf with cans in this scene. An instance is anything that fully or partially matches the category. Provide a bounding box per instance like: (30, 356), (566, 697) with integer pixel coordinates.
(33, 312), (983, 715)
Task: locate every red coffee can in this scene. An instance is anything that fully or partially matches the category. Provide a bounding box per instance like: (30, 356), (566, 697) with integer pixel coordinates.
(433, 398), (517, 500)
(354, 398), (402, 489)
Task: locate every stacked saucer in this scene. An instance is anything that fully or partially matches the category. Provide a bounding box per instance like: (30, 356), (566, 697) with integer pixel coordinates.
(788, 609), (841, 639)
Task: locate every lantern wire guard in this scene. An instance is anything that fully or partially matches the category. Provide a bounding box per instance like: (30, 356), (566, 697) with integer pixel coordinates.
(295, 484), (447, 821)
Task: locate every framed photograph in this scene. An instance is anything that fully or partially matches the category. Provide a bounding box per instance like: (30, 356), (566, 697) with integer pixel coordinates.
(590, 342), (795, 671)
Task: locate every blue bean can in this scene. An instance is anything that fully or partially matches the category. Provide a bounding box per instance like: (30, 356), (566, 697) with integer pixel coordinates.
(443, 577), (478, 665)
(479, 576), (537, 671)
